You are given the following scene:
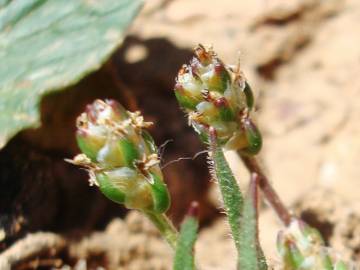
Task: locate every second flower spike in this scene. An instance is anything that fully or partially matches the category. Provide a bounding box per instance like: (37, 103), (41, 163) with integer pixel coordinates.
(174, 44), (262, 154)
(69, 99), (170, 214)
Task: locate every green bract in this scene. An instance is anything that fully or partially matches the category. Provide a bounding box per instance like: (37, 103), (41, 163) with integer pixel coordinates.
(69, 99), (170, 214)
(174, 44), (261, 153)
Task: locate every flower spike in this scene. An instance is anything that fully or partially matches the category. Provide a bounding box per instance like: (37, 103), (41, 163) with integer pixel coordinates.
(174, 44), (261, 153)
(68, 99), (170, 214)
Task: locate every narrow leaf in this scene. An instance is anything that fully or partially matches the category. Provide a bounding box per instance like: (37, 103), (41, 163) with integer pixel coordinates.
(208, 128), (243, 253)
(0, 0), (143, 148)
(173, 203), (199, 270)
(238, 173), (267, 270)
(209, 128), (267, 269)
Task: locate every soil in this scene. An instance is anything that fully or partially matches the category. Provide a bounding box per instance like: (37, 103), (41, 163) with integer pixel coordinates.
(1, 0), (360, 269)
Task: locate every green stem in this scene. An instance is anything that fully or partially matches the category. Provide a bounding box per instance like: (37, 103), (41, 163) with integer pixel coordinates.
(145, 212), (178, 249)
(238, 153), (292, 226)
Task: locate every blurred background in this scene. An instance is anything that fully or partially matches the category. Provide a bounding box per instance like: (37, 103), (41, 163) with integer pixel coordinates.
(1, 0), (360, 269)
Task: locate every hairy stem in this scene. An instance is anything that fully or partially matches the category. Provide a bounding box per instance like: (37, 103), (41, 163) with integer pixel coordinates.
(239, 154), (292, 226)
(145, 212), (178, 249)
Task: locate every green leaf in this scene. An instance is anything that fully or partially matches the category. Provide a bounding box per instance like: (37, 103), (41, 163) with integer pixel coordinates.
(238, 174), (267, 270)
(209, 129), (267, 269)
(208, 129), (243, 256)
(0, 0), (143, 148)
(173, 214), (199, 270)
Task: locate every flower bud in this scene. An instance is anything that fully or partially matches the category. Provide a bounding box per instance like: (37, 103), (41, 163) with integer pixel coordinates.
(277, 219), (352, 270)
(69, 99), (170, 214)
(277, 231), (305, 268)
(174, 44), (261, 153)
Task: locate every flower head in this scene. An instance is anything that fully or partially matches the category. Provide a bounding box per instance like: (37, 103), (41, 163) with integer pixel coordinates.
(69, 99), (170, 213)
(174, 44), (261, 154)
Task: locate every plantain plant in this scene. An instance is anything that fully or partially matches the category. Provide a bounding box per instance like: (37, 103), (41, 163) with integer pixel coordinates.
(69, 45), (353, 270)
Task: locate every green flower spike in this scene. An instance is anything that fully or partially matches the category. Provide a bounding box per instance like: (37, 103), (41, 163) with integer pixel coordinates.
(277, 219), (352, 270)
(69, 99), (170, 214)
(69, 99), (178, 249)
(174, 44), (261, 154)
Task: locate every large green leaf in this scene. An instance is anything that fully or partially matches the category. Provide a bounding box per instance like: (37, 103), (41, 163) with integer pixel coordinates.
(0, 0), (143, 148)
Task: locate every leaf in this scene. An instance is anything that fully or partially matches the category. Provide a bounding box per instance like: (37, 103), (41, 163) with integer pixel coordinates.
(0, 0), (143, 148)
(208, 128), (243, 256)
(238, 173), (267, 270)
(173, 212), (199, 270)
(209, 129), (267, 270)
